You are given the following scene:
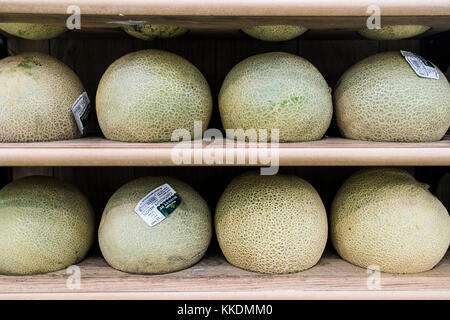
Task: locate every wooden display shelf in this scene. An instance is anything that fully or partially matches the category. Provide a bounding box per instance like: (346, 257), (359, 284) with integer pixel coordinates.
(0, 136), (449, 167)
(0, 0), (449, 29)
(0, 250), (448, 300)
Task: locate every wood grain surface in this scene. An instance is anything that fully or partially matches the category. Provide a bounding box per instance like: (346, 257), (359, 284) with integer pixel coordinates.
(0, 136), (449, 166)
(0, 250), (448, 300)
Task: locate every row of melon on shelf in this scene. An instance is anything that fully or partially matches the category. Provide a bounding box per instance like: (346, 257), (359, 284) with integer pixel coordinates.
(0, 22), (435, 41)
(1, 45), (449, 144)
(0, 167), (449, 276)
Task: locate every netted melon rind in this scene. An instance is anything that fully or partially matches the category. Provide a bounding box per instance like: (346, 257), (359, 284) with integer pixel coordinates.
(0, 23), (66, 40)
(0, 175), (95, 275)
(334, 51), (450, 142)
(219, 52), (332, 142)
(358, 25), (430, 40)
(98, 176), (212, 274)
(242, 25), (308, 42)
(122, 24), (188, 40)
(0, 52), (86, 142)
(330, 168), (450, 274)
(215, 172), (328, 274)
(96, 49), (213, 142)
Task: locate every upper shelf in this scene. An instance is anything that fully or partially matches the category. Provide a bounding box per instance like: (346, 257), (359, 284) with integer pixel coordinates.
(0, 0), (449, 29)
(0, 136), (449, 167)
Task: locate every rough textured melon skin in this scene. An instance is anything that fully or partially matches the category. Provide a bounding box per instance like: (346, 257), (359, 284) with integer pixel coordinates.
(122, 24), (188, 40)
(242, 25), (307, 41)
(0, 176), (95, 275)
(219, 52), (332, 142)
(358, 25), (430, 40)
(0, 23), (66, 40)
(215, 172), (328, 274)
(335, 51), (450, 142)
(96, 49), (212, 142)
(331, 168), (450, 274)
(99, 176), (212, 274)
(0, 52), (86, 142)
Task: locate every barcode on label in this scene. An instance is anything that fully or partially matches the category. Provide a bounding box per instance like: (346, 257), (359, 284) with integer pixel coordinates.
(400, 50), (439, 80)
(71, 92), (91, 134)
(134, 184), (182, 227)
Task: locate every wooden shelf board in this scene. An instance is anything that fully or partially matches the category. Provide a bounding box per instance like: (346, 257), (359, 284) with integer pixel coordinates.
(0, 250), (448, 300)
(0, 1), (449, 29)
(0, 136), (449, 166)
(1, 0), (449, 16)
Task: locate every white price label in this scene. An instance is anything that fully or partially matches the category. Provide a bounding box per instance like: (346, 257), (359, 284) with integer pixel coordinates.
(71, 92), (91, 134)
(134, 183), (182, 227)
(401, 51), (439, 80)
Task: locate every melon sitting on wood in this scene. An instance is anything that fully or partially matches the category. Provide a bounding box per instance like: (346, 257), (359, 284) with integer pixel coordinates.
(358, 25), (430, 40)
(219, 52), (332, 142)
(96, 49), (212, 142)
(122, 24), (188, 40)
(241, 25), (308, 42)
(331, 168), (450, 274)
(0, 52), (87, 142)
(0, 176), (95, 275)
(0, 23), (66, 40)
(215, 172), (328, 274)
(334, 51), (450, 142)
(99, 176), (212, 274)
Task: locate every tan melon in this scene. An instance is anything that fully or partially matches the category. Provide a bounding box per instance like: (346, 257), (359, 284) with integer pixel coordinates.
(358, 25), (430, 40)
(219, 52), (332, 142)
(242, 25), (308, 42)
(122, 24), (188, 40)
(0, 23), (66, 40)
(96, 49), (212, 142)
(0, 52), (87, 142)
(215, 172), (328, 274)
(99, 176), (212, 274)
(331, 168), (450, 274)
(334, 51), (450, 142)
(0, 176), (95, 275)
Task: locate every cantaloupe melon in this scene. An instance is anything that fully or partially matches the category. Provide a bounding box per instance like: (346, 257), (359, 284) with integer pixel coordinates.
(96, 49), (212, 142)
(241, 25), (307, 42)
(0, 23), (66, 40)
(0, 52), (87, 142)
(122, 24), (188, 40)
(0, 176), (95, 275)
(99, 176), (212, 274)
(215, 172), (328, 274)
(331, 168), (450, 274)
(219, 52), (332, 142)
(358, 25), (430, 40)
(335, 51), (450, 142)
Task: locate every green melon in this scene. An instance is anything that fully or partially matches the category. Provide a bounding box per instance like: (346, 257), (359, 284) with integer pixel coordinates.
(215, 172), (328, 274)
(241, 25), (308, 42)
(0, 23), (66, 40)
(122, 24), (188, 40)
(331, 168), (450, 274)
(99, 176), (212, 274)
(0, 176), (95, 275)
(219, 52), (332, 142)
(96, 49), (212, 142)
(358, 25), (430, 40)
(0, 52), (86, 142)
(334, 51), (450, 142)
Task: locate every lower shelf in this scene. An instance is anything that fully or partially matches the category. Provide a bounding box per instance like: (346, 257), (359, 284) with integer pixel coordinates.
(0, 250), (448, 300)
